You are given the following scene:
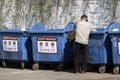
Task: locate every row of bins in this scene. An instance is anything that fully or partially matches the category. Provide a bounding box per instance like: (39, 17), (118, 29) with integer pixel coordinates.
(0, 22), (74, 70)
(0, 22), (120, 74)
(88, 22), (120, 74)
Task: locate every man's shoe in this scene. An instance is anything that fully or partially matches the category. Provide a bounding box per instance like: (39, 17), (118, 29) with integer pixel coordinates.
(76, 72), (79, 74)
(75, 71), (79, 74)
(81, 70), (86, 74)
(79, 67), (82, 73)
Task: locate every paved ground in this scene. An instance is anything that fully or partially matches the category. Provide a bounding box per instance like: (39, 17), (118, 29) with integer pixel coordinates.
(0, 63), (120, 80)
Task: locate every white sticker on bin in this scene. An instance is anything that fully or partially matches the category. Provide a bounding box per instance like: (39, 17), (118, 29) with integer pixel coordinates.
(2, 36), (18, 52)
(118, 38), (120, 55)
(37, 36), (57, 53)
(113, 28), (119, 31)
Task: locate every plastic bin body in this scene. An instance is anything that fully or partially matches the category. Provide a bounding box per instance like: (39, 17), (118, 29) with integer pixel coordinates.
(29, 22), (74, 63)
(0, 28), (32, 62)
(107, 22), (120, 65)
(88, 28), (112, 65)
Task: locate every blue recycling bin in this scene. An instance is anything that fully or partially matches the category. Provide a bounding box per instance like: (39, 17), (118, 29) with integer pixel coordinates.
(29, 22), (74, 70)
(0, 28), (32, 69)
(107, 22), (120, 74)
(88, 28), (112, 73)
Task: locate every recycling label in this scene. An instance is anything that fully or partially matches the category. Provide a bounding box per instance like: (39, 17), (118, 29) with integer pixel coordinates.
(2, 36), (18, 52)
(118, 38), (120, 55)
(37, 36), (57, 53)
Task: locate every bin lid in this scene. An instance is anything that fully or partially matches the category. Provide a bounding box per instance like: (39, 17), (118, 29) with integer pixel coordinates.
(106, 22), (120, 33)
(28, 23), (64, 33)
(0, 27), (23, 33)
(65, 22), (75, 31)
(28, 23), (46, 32)
(29, 22), (74, 33)
(90, 28), (106, 34)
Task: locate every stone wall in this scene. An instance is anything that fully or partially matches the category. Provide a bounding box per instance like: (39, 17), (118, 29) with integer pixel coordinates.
(0, 0), (120, 29)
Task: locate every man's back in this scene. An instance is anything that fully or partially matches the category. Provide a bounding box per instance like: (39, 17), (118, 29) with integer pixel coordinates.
(75, 21), (94, 44)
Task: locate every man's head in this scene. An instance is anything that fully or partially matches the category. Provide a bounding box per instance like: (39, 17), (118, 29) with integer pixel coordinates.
(81, 15), (88, 22)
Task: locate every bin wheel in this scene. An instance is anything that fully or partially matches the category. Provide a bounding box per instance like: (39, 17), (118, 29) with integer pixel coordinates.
(21, 62), (25, 69)
(2, 61), (6, 68)
(98, 66), (106, 73)
(57, 63), (63, 71)
(45, 64), (51, 69)
(32, 63), (39, 70)
(113, 66), (119, 74)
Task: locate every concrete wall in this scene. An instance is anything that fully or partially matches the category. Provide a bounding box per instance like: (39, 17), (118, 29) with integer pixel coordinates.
(0, 0), (120, 29)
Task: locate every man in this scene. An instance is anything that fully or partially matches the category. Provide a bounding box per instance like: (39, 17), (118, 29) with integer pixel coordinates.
(74, 15), (95, 74)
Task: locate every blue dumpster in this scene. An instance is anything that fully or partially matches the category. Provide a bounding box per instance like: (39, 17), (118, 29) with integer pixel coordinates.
(107, 22), (120, 74)
(29, 22), (74, 70)
(88, 28), (112, 73)
(0, 28), (33, 69)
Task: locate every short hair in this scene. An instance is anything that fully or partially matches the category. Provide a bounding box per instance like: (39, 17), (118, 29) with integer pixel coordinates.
(81, 15), (88, 20)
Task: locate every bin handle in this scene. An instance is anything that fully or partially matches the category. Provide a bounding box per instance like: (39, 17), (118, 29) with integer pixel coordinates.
(23, 31), (28, 37)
